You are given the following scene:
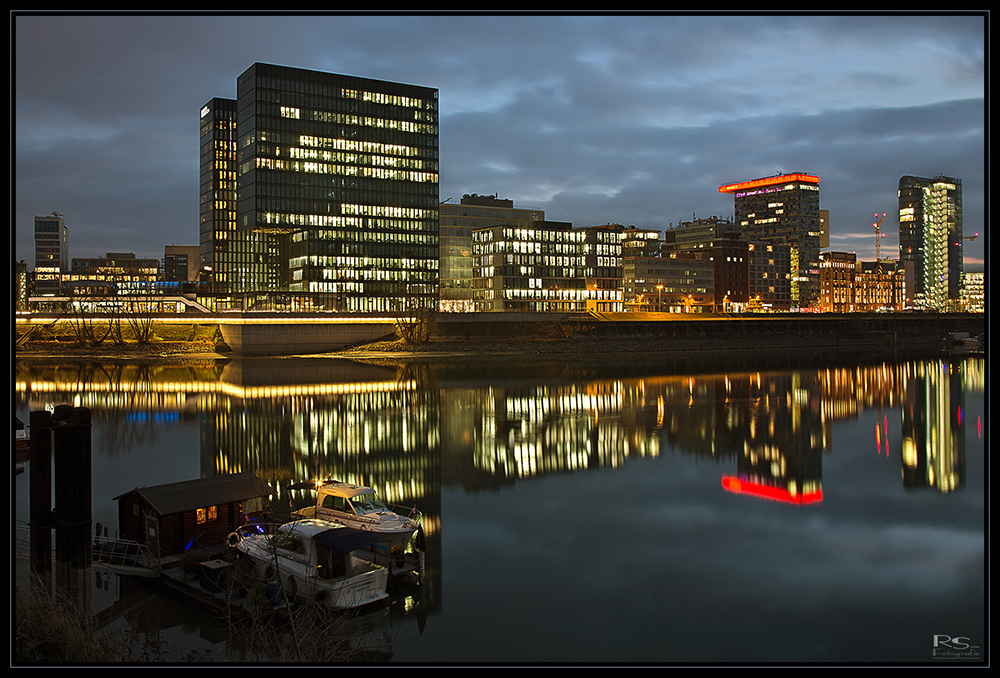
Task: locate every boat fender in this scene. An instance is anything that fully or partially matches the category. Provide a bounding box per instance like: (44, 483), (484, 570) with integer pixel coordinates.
(287, 575), (297, 599)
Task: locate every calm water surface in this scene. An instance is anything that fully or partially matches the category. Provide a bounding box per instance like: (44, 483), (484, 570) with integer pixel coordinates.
(14, 351), (986, 664)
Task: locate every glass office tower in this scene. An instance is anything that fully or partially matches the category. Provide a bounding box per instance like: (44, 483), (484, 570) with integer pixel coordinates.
(898, 175), (963, 310)
(203, 63), (439, 311)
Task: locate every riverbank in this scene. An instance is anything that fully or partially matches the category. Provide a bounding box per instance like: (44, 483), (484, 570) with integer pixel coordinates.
(15, 315), (981, 366)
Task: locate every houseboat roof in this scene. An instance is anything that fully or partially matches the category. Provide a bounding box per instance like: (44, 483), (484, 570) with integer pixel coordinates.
(113, 472), (273, 516)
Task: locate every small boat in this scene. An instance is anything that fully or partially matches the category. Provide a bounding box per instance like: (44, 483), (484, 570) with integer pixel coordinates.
(291, 480), (423, 553)
(228, 519), (390, 610)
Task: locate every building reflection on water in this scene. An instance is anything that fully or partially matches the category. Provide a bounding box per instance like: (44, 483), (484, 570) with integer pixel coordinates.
(15, 355), (982, 515)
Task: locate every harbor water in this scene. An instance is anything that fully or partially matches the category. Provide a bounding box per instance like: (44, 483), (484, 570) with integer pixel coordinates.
(14, 349), (986, 664)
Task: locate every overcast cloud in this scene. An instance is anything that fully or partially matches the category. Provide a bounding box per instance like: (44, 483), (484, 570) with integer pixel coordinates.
(12, 13), (986, 270)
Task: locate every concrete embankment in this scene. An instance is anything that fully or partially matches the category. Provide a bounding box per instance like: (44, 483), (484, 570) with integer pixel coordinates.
(341, 312), (985, 372)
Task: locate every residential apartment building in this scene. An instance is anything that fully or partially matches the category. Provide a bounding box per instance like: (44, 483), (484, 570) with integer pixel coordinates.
(439, 193), (544, 312)
(202, 63), (439, 311)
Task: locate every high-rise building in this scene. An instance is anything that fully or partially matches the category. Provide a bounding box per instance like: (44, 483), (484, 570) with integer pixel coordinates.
(199, 97), (238, 294)
(898, 175), (963, 309)
(439, 193), (544, 312)
(719, 173), (822, 309)
(33, 213), (69, 295)
(202, 63), (440, 312)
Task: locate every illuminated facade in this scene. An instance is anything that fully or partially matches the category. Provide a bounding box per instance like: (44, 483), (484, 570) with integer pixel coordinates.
(202, 64), (439, 311)
(439, 194), (544, 312)
(68, 252), (160, 294)
(199, 98), (238, 294)
(819, 251), (858, 312)
(898, 175), (963, 309)
(471, 221), (622, 312)
(33, 214), (69, 295)
(960, 272), (984, 312)
(855, 260), (908, 312)
(719, 173), (822, 309)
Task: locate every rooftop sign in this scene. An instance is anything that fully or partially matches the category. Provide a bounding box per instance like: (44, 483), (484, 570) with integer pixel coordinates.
(719, 173), (820, 194)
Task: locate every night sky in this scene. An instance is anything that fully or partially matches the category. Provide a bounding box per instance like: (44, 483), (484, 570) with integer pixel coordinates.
(12, 13), (986, 272)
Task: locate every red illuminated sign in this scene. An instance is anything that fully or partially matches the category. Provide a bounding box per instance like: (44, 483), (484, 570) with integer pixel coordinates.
(721, 475), (823, 504)
(719, 174), (820, 193)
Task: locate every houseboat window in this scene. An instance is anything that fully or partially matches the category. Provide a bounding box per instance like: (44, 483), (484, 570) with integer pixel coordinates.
(196, 506), (217, 524)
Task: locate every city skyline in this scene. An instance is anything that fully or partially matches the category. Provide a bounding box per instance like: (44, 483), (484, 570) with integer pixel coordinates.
(13, 13), (986, 272)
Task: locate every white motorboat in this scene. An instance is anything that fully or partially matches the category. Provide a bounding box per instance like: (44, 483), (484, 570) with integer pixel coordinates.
(229, 519), (389, 610)
(292, 480), (423, 553)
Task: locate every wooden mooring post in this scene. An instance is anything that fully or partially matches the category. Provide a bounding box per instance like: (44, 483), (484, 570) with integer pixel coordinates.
(27, 405), (93, 616)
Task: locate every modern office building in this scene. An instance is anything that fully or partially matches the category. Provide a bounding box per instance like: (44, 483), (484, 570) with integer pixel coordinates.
(664, 215), (738, 252)
(202, 63), (440, 311)
(747, 241), (793, 311)
(623, 250), (715, 313)
(199, 97), (238, 294)
(471, 221), (622, 312)
(163, 245), (203, 283)
(33, 213), (69, 295)
(439, 193), (544, 312)
(712, 233), (750, 312)
(898, 175), (963, 309)
(719, 173), (822, 309)
(67, 252), (160, 295)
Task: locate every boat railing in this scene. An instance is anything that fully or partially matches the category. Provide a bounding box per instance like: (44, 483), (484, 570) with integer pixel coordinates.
(388, 503), (424, 524)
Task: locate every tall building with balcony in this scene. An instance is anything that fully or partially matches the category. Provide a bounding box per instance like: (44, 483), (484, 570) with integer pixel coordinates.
(202, 63), (439, 311)
(898, 175), (963, 309)
(439, 194), (544, 312)
(33, 213), (69, 295)
(719, 173), (821, 309)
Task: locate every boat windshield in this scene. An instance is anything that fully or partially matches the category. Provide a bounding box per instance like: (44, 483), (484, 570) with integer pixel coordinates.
(349, 492), (389, 514)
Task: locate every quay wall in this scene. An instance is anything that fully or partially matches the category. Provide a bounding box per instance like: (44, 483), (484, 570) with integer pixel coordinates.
(433, 312), (984, 347)
(16, 311), (984, 358)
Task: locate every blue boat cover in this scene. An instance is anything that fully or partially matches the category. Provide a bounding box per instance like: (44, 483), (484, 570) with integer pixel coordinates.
(312, 526), (388, 554)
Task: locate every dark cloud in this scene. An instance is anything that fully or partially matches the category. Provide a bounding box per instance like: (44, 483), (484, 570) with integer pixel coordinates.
(13, 13), (986, 270)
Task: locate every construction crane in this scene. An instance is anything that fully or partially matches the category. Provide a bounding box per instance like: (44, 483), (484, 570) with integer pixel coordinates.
(872, 212), (897, 261)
